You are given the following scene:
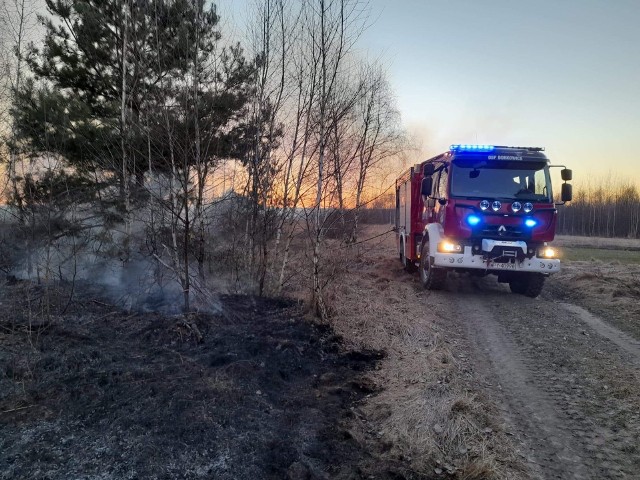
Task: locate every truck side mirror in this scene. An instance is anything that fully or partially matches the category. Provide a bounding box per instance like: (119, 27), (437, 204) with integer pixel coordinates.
(423, 164), (435, 176)
(561, 183), (572, 202)
(421, 177), (433, 197)
(561, 168), (572, 181)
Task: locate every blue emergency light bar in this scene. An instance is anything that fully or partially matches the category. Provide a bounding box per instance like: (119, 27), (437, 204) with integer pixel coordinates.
(450, 144), (545, 152)
(450, 144), (495, 152)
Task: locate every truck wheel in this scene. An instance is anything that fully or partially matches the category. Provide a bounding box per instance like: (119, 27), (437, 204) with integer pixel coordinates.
(509, 273), (545, 298)
(508, 278), (527, 295)
(419, 241), (447, 290)
(400, 238), (417, 272)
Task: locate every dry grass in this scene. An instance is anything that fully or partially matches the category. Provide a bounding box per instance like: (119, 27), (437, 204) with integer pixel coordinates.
(554, 235), (640, 250)
(323, 225), (528, 479)
(559, 247), (640, 264)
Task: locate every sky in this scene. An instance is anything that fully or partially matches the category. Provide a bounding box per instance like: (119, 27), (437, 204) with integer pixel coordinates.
(223, 0), (640, 185)
(357, 0), (640, 185)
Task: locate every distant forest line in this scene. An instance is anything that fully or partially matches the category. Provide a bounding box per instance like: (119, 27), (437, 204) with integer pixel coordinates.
(555, 180), (640, 238)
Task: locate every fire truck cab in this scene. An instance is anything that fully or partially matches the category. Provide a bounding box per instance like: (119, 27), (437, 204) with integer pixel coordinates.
(395, 144), (572, 297)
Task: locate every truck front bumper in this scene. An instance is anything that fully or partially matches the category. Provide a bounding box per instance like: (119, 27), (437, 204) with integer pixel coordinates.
(433, 248), (560, 274)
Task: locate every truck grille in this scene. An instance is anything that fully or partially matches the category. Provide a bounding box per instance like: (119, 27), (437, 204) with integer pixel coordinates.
(477, 225), (528, 240)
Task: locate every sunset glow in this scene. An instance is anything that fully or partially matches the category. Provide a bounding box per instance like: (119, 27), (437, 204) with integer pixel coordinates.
(224, 1), (640, 184)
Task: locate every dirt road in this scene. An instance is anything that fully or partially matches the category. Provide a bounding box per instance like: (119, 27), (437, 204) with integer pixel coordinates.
(435, 274), (640, 479)
(332, 229), (640, 478)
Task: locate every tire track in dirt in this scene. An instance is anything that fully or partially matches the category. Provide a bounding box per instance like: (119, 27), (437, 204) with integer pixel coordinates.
(559, 303), (640, 363)
(436, 276), (640, 479)
(448, 291), (590, 479)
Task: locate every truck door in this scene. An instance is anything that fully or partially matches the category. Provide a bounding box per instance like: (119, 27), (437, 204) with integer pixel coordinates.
(434, 167), (449, 223)
(424, 167), (448, 224)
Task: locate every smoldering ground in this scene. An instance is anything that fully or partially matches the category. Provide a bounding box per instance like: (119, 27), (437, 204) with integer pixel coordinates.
(8, 246), (216, 314)
(1, 206), (230, 315)
(0, 282), (425, 479)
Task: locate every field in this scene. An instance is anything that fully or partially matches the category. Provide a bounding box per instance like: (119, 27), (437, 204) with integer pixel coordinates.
(559, 247), (640, 264)
(554, 235), (640, 264)
(554, 235), (640, 250)
(550, 235), (640, 339)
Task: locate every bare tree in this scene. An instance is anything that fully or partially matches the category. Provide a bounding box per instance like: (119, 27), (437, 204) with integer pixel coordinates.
(273, 2), (319, 294)
(306, 0), (366, 318)
(120, 0), (131, 259)
(1, 0), (38, 214)
(243, 0), (292, 295)
(348, 62), (404, 243)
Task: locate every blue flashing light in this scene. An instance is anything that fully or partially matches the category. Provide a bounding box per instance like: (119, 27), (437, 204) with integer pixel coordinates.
(450, 144), (495, 152)
(467, 214), (482, 226)
(524, 218), (537, 228)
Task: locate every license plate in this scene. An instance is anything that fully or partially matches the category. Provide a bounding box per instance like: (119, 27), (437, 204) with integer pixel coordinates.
(489, 262), (517, 270)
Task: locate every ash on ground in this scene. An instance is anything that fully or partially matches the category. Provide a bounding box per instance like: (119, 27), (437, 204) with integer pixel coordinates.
(0, 283), (419, 479)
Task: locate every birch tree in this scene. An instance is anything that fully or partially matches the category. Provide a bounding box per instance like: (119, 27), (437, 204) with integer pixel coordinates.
(1, 0), (38, 214)
(348, 63), (403, 243)
(307, 0), (366, 318)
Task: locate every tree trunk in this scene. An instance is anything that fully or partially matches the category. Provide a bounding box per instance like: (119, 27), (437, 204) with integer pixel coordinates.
(120, 0), (131, 261)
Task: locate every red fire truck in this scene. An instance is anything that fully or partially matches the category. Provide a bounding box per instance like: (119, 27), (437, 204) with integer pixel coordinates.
(395, 144), (572, 297)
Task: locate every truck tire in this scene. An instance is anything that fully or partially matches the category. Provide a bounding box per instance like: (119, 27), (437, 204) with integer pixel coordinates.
(419, 241), (447, 290)
(400, 238), (417, 272)
(509, 273), (545, 298)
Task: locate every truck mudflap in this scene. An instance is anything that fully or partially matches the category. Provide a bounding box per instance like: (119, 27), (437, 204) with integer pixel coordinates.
(432, 247), (560, 274)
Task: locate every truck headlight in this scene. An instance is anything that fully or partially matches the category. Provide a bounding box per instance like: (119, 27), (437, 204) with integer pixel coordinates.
(538, 247), (556, 258)
(438, 241), (462, 253)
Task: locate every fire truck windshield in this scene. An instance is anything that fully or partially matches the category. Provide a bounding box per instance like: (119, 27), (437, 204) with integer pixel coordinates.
(450, 161), (552, 201)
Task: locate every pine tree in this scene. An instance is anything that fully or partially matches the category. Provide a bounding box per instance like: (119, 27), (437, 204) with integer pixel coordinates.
(11, 0), (253, 208)
(8, 0), (255, 310)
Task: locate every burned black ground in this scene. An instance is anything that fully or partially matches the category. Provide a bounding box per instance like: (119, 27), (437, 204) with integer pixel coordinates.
(0, 284), (418, 479)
